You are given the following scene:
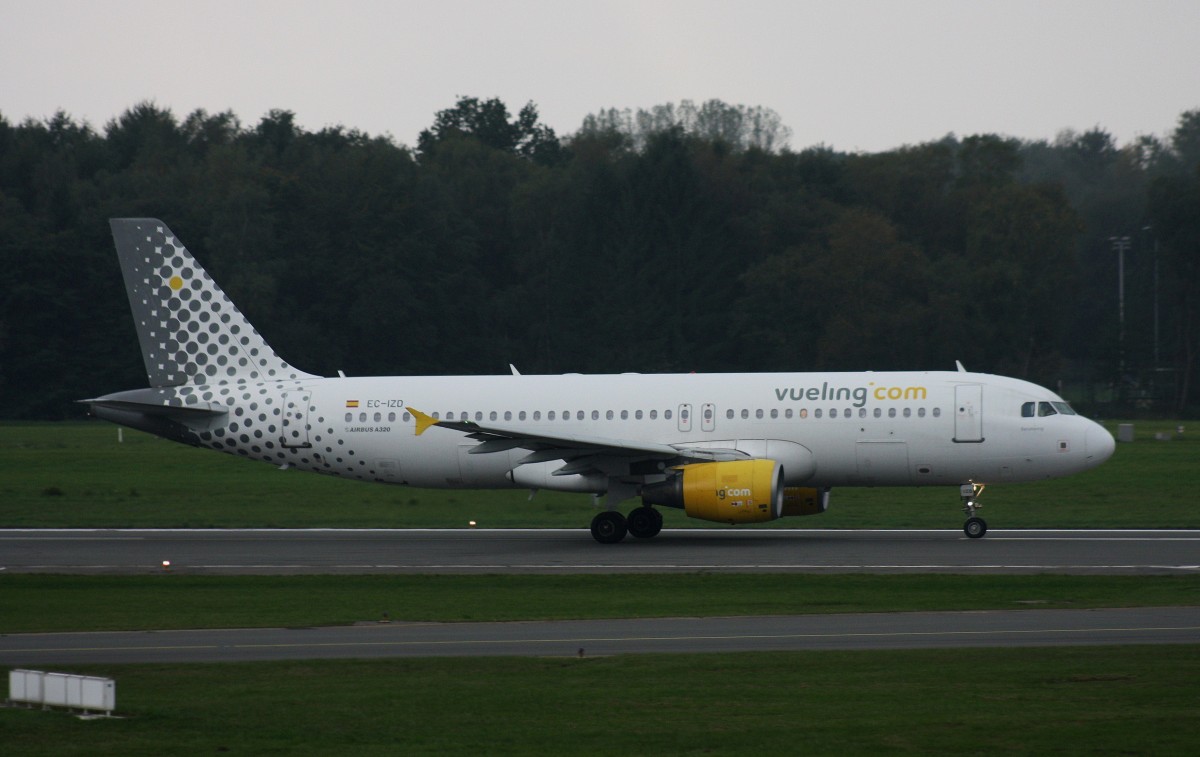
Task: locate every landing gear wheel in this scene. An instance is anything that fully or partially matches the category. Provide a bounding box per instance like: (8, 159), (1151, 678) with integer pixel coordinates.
(964, 516), (988, 539)
(626, 507), (663, 539)
(590, 510), (628, 544)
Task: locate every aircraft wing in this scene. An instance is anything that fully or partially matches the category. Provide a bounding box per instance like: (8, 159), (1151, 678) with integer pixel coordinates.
(408, 407), (748, 476)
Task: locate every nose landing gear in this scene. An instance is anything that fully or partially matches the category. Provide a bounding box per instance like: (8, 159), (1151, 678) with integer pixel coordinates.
(960, 482), (987, 538)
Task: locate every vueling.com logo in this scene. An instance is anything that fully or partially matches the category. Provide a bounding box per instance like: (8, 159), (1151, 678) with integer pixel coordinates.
(774, 382), (928, 408)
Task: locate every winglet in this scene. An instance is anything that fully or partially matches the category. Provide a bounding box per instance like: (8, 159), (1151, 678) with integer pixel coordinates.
(409, 407), (440, 436)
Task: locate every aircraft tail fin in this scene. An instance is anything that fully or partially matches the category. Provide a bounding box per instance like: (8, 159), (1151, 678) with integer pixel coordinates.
(109, 218), (320, 387)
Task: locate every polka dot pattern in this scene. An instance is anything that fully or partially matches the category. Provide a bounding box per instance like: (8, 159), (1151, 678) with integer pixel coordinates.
(104, 218), (391, 482)
(110, 218), (317, 388)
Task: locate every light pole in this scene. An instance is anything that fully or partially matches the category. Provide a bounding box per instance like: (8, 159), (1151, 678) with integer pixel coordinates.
(1109, 235), (1131, 387)
(1142, 226), (1160, 371)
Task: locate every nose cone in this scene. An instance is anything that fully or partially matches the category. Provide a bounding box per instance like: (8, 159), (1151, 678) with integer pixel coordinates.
(1085, 422), (1116, 468)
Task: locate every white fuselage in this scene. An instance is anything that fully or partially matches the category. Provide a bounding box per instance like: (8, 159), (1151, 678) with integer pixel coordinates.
(156, 369), (1112, 492)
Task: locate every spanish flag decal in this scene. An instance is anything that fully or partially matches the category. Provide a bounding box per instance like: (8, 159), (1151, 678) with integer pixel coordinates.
(346, 400), (359, 408)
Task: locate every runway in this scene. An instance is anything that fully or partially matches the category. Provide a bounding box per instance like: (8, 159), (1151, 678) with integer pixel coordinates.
(2, 528), (1198, 575)
(2, 607), (1197, 665)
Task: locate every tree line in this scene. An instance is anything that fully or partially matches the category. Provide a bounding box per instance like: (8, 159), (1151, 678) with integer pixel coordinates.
(1, 97), (1198, 419)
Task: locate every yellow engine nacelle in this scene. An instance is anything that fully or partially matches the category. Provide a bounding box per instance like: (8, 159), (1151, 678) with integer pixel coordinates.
(641, 459), (784, 524)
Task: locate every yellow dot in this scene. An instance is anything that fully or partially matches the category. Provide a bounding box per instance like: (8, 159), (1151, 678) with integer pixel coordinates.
(168, 275), (183, 291)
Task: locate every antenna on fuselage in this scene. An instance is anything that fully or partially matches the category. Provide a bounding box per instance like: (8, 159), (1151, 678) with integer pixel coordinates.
(955, 360), (967, 373)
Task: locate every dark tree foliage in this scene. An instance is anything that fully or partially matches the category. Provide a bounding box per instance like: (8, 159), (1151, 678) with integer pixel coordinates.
(418, 96), (563, 166)
(2, 99), (1198, 418)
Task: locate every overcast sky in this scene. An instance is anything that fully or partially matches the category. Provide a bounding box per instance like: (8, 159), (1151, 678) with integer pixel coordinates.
(3, 0), (1197, 153)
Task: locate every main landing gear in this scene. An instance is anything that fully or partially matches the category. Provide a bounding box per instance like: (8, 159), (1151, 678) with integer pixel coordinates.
(590, 506), (663, 544)
(960, 482), (987, 538)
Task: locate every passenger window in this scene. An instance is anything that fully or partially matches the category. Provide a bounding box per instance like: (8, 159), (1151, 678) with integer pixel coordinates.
(785, 409), (793, 419)
(799, 409), (808, 419)
(577, 411), (585, 420)
(918, 408), (926, 418)
(606, 410), (614, 420)
(665, 409), (673, 420)
(903, 408), (911, 418)
(548, 411), (555, 420)
(741, 409), (749, 419)
(726, 409), (735, 419)
(373, 412), (382, 422)
(1021, 402), (1036, 418)
(814, 409), (823, 419)
(770, 409), (778, 419)
(620, 410), (628, 420)
(504, 411), (512, 421)
(344, 413), (352, 422)
(1038, 402), (1057, 417)
(403, 412), (411, 422)
(873, 408), (881, 418)
(489, 411), (498, 421)
(636, 410), (643, 420)
(592, 410), (600, 420)
(888, 408), (896, 418)
(360, 412), (367, 422)
(650, 410), (658, 420)
(754, 409), (763, 419)
(932, 408), (941, 418)
(517, 411), (525, 421)
(533, 411), (541, 421)
(830, 408), (838, 418)
(475, 411), (483, 421)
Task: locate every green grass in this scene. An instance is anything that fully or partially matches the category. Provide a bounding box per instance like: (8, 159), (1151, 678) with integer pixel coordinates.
(3, 647), (1197, 755)
(1, 419), (1197, 528)
(3, 574), (1198, 633)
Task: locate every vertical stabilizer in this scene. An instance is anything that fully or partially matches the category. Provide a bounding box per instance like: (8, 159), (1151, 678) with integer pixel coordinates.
(110, 218), (320, 387)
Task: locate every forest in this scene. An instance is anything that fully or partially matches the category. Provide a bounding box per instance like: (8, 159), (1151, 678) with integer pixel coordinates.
(1, 97), (1198, 419)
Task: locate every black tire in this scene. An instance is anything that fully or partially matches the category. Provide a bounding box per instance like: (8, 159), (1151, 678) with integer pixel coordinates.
(964, 516), (988, 539)
(590, 511), (628, 544)
(627, 507), (662, 539)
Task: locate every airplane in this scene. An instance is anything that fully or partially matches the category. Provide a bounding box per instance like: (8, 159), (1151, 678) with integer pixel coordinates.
(85, 218), (1116, 543)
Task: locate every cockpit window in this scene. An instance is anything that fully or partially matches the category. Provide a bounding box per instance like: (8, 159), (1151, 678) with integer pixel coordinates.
(1021, 402), (1035, 418)
(1051, 401), (1077, 415)
(1038, 401), (1057, 417)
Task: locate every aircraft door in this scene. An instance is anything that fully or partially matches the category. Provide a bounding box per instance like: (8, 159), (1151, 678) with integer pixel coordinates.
(701, 403), (716, 432)
(281, 390), (312, 448)
(678, 404), (692, 432)
(953, 384), (984, 443)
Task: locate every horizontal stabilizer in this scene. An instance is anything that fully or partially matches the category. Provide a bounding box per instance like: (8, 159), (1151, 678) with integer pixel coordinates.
(81, 387), (228, 431)
(83, 398), (229, 420)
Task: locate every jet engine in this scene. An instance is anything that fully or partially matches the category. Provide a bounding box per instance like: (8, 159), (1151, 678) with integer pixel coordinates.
(780, 486), (831, 516)
(641, 459), (784, 524)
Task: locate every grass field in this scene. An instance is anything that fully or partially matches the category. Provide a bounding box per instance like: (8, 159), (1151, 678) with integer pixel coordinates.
(3, 573), (1199, 633)
(3, 647), (1198, 755)
(2, 419), (1197, 528)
